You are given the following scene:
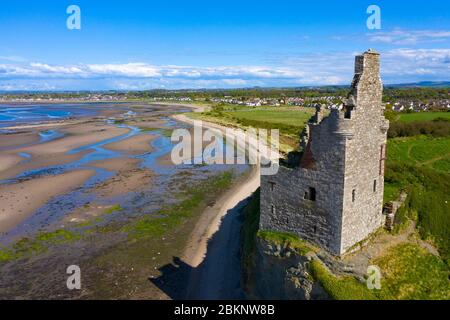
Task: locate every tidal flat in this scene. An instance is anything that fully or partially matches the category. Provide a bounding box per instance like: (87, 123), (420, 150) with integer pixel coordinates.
(0, 102), (250, 299)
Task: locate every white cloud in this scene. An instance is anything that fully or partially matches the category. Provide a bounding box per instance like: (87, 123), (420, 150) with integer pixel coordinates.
(0, 48), (449, 90)
(87, 63), (161, 78)
(0, 62), (308, 81)
(368, 29), (450, 45)
(382, 48), (450, 79)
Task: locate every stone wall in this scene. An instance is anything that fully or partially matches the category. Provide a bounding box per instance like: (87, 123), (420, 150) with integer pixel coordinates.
(260, 113), (347, 254)
(340, 50), (388, 253)
(260, 50), (389, 256)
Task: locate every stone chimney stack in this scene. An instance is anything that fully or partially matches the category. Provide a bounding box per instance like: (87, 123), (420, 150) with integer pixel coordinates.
(348, 49), (383, 115)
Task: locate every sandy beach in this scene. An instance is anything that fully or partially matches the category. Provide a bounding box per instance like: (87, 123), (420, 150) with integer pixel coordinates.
(90, 157), (154, 197)
(14, 123), (130, 155)
(171, 105), (261, 268)
(0, 123), (130, 181)
(183, 165), (259, 267)
(0, 131), (40, 149)
(0, 150), (93, 181)
(156, 127), (212, 166)
(103, 134), (155, 155)
(90, 157), (142, 172)
(0, 154), (23, 173)
(0, 169), (96, 234)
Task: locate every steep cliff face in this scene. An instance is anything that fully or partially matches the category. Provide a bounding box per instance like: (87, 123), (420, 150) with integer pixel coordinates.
(244, 237), (329, 300)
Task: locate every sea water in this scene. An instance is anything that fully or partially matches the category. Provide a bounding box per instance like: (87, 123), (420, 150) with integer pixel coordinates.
(0, 104), (98, 127)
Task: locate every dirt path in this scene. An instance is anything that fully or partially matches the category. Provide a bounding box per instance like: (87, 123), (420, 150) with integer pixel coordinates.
(182, 166), (260, 268)
(171, 104), (261, 299)
(184, 167), (259, 299)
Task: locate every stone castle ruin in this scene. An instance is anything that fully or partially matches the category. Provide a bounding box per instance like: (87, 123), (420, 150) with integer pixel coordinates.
(260, 50), (390, 256)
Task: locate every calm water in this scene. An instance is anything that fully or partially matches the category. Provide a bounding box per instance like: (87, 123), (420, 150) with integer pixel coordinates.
(0, 104), (99, 127)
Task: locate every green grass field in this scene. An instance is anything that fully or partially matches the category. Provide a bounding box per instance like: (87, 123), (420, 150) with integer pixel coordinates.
(396, 112), (450, 122)
(192, 105), (315, 153)
(385, 135), (450, 264)
(374, 243), (450, 300)
(195, 105), (314, 137)
(226, 108), (313, 130)
(387, 136), (450, 172)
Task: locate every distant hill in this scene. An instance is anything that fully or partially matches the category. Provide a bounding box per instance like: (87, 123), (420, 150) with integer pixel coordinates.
(0, 82), (449, 95)
(386, 81), (450, 88)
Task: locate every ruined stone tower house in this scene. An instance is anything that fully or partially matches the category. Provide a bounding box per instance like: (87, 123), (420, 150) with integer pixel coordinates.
(260, 50), (389, 256)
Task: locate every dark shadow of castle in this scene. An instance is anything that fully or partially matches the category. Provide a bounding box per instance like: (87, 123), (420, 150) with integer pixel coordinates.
(150, 197), (250, 300)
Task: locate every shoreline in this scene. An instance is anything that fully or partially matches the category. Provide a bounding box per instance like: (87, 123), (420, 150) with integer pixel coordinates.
(171, 105), (261, 269)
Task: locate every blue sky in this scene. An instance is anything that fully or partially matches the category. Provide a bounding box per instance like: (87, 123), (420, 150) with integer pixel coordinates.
(0, 0), (449, 90)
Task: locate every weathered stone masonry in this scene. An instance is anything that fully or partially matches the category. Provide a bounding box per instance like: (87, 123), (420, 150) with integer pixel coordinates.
(260, 50), (389, 256)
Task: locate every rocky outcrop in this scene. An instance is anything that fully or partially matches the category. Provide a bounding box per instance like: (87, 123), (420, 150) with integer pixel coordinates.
(243, 235), (377, 300)
(383, 191), (408, 230)
(244, 237), (329, 300)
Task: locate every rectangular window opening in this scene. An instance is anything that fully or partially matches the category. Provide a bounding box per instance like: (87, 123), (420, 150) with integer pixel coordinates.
(309, 187), (316, 201)
(352, 189), (356, 203)
(344, 106), (353, 119)
(373, 180), (377, 192)
(304, 187), (316, 201)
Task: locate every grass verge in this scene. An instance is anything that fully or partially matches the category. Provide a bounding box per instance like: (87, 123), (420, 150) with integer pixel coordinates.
(373, 243), (450, 300)
(257, 230), (318, 255)
(309, 259), (377, 300)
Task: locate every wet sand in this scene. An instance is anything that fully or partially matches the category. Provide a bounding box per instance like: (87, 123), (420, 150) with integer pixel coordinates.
(0, 154), (23, 173)
(0, 131), (40, 149)
(14, 123), (130, 155)
(0, 150), (92, 181)
(0, 110), (134, 233)
(0, 123), (129, 181)
(156, 127), (213, 167)
(0, 169), (96, 234)
(90, 157), (142, 172)
(0, 122), (150, 232)
(90, 157), (154, 198)
(0, 102), (259, 299)
(124, 118), (167, 130)
(93, 168), (154, 198)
